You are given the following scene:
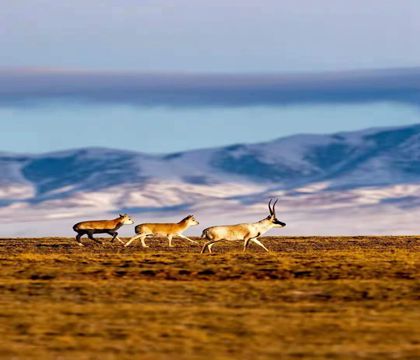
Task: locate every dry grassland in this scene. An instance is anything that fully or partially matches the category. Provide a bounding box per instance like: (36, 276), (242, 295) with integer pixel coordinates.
(0, 236), (418, 359)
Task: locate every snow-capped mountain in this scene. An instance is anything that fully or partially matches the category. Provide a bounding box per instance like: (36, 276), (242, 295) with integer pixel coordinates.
(1, 124), (420, 236)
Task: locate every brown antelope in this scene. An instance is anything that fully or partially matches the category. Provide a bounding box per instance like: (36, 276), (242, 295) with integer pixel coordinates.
(201, 199), (286, 253)
(124, 215), (200, 248)
(73, 214), (134, 246)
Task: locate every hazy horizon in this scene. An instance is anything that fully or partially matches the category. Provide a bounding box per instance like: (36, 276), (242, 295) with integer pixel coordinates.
(1, 119), (419, 156)
(1, 67), (419, 154)
(1, 1), (420, 153)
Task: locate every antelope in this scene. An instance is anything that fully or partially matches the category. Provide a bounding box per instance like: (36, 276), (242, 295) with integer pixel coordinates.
(124, 215), (200, 248)
(73, 214), (134, 246)
(201, 199), (286, 253)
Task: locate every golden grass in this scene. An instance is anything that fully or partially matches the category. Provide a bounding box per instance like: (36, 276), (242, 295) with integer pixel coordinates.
(0, 236), (418, 359)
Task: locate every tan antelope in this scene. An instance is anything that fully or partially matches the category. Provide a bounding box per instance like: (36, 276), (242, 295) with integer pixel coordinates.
(124, 215), (200, 248)
(201, 199), (286, 253)
(73, 214), (134, 246)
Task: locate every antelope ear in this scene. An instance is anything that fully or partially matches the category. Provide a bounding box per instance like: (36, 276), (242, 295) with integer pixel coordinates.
(119, 213), (124, 217)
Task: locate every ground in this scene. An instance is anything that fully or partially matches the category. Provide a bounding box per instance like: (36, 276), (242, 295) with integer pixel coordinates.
(0, 236), (418, 359)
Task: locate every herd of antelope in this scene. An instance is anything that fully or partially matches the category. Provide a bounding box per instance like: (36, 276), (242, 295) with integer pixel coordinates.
(73, 199), (286, 253)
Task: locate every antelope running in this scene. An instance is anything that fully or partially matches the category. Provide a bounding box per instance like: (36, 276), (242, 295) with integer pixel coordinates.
(124, 215), (200, 248)
(201, 199), (286, 253)
(73, 214), (134, 246)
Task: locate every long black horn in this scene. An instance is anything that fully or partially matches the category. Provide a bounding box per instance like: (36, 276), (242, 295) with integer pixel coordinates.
(268, 199), (273, 215)
(272, 199), (278, 217)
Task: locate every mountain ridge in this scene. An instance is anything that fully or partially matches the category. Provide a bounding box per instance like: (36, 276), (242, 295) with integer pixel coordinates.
(0, 123), (419, 236)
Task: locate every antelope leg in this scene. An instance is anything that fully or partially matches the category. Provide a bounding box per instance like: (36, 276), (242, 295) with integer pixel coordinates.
(250, 238), (269, 252)
(125, 234), (142, 247)
(178, 234), (198, 244)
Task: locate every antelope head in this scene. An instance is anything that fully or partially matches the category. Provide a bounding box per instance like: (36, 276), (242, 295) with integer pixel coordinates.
(266, 199), (286, 227)
(183, 215), (200, 226)
(119, 214), (135, 225)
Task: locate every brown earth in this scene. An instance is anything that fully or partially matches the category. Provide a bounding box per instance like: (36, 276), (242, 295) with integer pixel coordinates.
(0, 236), (418, 359)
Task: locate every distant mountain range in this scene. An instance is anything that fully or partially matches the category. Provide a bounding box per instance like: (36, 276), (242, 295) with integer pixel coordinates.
(1, 124), (420, 236)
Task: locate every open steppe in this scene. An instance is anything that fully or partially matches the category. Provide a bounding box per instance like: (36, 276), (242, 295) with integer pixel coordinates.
(0, 236), (418, 359)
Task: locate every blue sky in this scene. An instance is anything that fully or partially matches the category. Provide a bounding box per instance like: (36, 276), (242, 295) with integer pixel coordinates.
(2, 0), (420, 72)
(0, 1), (419, 153)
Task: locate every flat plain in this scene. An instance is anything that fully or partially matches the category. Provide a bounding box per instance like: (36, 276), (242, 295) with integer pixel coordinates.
(0, 236), (418, 359)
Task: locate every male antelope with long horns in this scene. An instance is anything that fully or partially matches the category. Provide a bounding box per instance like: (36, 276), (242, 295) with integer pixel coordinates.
(201, 199), (286, 253)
